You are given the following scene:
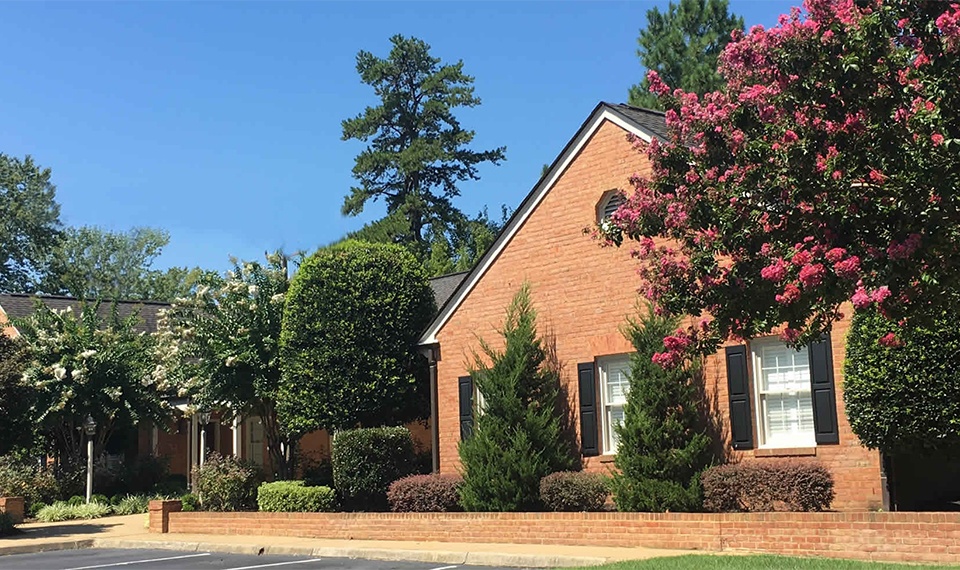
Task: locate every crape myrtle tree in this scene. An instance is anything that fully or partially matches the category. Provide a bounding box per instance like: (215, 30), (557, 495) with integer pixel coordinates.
(611, 305), (713, 512)
(458, 285), (576, 512)
(153, 253), (299, 479)
(628, 0), (744, 110)
(277, 241), (435, 435)
(341, 34), (506, 265)
(602, 0), (960, 358)
(15, 302), (167, 477)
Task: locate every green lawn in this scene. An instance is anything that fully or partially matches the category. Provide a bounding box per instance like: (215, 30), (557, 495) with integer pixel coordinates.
(573, 555), (959, 570)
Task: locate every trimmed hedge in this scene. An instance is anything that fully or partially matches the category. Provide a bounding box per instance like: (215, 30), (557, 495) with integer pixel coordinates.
(701, 461), (834, 512)
(844, 308), (960, 455)
(257, 481), (336, 512)
(387, 474), (462, 512)
(540, 471), (608, 512)
(332, 427), (417, 511)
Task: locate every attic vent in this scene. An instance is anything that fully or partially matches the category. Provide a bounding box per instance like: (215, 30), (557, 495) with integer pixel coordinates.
(599, 192), (625, 221)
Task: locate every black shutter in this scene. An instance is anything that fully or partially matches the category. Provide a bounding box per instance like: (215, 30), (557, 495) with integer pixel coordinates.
(725, 345), (754, 450)
(808, 335), (840, 445)
(458, 376), (474, 441)
(578, 362), (600, 456)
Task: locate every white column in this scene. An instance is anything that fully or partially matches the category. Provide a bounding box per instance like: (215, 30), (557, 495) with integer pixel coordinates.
(151, 425), (159, 454)
(232, 415), (242, 459)
(189, 415), (198, 488)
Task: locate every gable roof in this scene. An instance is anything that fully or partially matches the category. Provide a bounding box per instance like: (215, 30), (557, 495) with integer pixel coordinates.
(429, 271), (469, 314)
(418, 102), (666, 346)
(0, 293), (169, 336)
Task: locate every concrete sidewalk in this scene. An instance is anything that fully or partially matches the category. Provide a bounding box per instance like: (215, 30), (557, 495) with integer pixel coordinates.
(0, 515), (693, 567)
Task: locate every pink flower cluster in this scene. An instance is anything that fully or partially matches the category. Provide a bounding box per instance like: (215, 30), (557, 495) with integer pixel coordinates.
(887, 234), (921, 260)
(937, 4), (960, 52)
(852, 285), (892, 309)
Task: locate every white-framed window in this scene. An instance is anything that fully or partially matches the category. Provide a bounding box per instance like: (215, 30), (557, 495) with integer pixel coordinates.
(598, 355), (632, 454)
(751, 339), (815, 448)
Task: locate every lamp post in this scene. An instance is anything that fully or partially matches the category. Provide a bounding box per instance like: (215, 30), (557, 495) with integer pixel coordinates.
(198, 411), (211, 468)
(83, 416), (96, 504)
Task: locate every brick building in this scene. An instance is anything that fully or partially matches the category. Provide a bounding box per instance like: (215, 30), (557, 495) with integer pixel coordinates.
(417, 102), (884, 511)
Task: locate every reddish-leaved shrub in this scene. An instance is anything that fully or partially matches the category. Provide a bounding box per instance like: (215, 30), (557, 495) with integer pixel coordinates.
(539, 471), (608, 512)
(387, 474), (463, 512)
(701, 461), (834, 512)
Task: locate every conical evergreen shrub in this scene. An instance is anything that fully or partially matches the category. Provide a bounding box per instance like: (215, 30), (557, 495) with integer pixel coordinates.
(611, 305), (714, 512)
(458, 284), (576, 511)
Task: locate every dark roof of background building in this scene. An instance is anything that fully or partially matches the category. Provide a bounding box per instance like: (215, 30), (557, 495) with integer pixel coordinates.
(0, 293), (169, 334)
(428, 271), (469, 313)
(607, 104), (669, 140)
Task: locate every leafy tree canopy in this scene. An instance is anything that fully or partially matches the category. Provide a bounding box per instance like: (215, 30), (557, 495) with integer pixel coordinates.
(629, 0), (744, 109)
(341, 34), (506, 258)
(0, 154), (62, 293)
(604, 0), (960, 356)
(41, 226), (205, 302)
(0, 335), (39, 457)
(154, 252), (299, 478)
(277, 240), (435, 434)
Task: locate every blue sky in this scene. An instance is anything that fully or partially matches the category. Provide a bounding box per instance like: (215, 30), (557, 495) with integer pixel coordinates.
(2, 1), (797, 272)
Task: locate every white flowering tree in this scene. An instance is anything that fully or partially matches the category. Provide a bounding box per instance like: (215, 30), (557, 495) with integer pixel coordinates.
(154, 253), (298, 479)
(16, 302), (167, 475)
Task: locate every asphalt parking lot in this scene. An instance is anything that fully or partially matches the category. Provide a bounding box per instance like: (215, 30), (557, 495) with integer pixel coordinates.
(0, 548), (516, 570)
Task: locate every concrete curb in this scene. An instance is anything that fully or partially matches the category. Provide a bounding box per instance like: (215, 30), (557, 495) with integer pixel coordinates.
(0, 539), (94, 556)
(91, 538), (609, 567)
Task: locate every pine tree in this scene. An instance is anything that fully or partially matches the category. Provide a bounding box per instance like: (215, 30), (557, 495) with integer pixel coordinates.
(628, 0), (744, 110)
(458, 285), (575, 511)
(341, 35), (505, 253)
(611, 305), (714, 512)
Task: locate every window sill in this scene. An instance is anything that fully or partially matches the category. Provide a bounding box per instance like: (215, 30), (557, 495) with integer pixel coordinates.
(754, 447), (817, 458)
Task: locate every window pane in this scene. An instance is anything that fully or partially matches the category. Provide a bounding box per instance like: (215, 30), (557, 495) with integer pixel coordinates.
(760, 344), (810, 392)
(605, 361), (631, 404)
(607, 406), (625, 451)
(762, 393), (814, 445)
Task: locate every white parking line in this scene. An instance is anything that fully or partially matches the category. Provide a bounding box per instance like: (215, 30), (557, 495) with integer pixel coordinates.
(430, 565), (460, 570)
(62, 552), (211, 570)
(224, 559), (320, 570)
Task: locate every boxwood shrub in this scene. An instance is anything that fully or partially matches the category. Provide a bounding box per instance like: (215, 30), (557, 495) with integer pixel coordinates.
(387, 474), (462, 512)
(257, 481), (336, 512)
(332, 427), (416, 511)
(540, 471), (608, 512)
(701, 461), (834, 512)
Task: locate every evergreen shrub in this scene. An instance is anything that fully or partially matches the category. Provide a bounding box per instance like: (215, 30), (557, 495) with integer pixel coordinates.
(844, 308), (960, 454)
(458, 285), (576, 511)
(332, 427), (416, 511)
(611, 305), (714, 512)
(257, 481), (336, 512)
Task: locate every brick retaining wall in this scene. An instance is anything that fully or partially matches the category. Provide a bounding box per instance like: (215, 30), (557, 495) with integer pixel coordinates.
(149, 501), (960, 565)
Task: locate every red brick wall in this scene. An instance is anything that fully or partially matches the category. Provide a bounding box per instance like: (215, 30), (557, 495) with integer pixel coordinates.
(432, 118), (882, 510)
(158, 510), (960, 565)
